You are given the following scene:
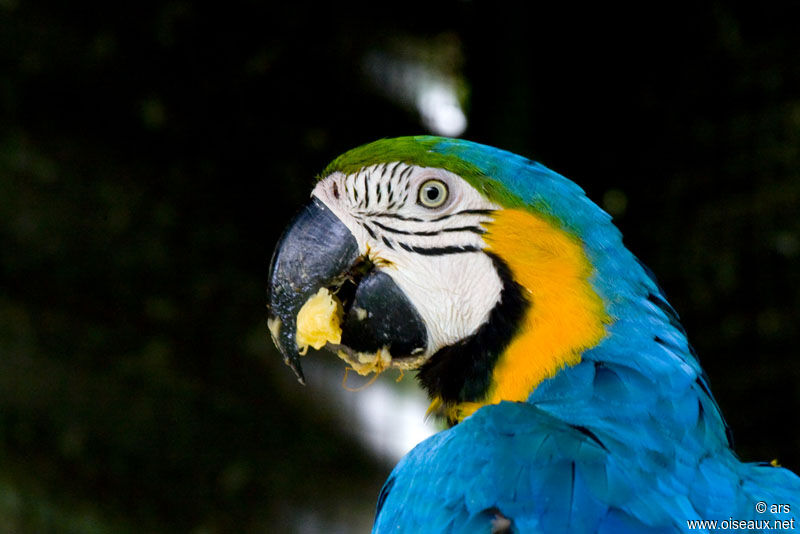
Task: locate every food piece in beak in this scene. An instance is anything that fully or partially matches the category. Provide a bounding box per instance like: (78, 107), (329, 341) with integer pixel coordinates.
(296, 287), (344, 354)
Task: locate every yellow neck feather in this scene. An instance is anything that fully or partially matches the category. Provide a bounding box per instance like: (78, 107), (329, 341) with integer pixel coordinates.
(434, 208), (610, 423)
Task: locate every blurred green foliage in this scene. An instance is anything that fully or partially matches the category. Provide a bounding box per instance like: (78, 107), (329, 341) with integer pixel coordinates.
(0, 2), (799, 532)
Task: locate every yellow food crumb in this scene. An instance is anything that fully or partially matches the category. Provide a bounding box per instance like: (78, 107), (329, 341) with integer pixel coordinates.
(295, 287), (343, 353)
(336, 347), (392, 376)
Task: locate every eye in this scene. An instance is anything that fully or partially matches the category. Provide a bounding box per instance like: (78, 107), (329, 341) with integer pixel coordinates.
(417, 179), (448, 208)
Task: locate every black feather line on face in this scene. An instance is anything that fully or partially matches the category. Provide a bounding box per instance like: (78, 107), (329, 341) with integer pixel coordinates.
(399, 165), (414, 181)
(389, 161), (401, 179)
(371, 220), (486, 237)
(430, 208), (495, 222)
(396, 242), (480, 256)
(368, 211), (421, 222)
(363, 223), (377, 240)
(372, 220), (439, 236)
(416, 253), (529, 417)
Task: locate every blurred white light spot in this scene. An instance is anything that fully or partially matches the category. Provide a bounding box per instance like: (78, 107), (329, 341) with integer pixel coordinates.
(305, 360), (438, 462)
(353, 375), (437, 460)
(417, 82), (468, 137)
(363, 42), (468, 137)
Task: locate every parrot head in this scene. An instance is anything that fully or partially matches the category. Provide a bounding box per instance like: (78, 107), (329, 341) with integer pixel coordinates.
(268, 136), (620, 422)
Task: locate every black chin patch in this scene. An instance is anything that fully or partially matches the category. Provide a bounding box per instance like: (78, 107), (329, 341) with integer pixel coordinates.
(340, 270), (428, 357)
(417, 253), (528, 407)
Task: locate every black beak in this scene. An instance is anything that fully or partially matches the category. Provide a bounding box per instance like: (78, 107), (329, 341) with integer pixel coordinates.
(267, 197), (427, 384)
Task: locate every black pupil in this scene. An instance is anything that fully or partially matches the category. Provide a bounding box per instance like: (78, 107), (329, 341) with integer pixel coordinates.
(425, 185), (440, 202)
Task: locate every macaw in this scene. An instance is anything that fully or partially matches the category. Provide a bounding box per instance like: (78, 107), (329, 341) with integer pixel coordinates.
(267, 136), (799, 533)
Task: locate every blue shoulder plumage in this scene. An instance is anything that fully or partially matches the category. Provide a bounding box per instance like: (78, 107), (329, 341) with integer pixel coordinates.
(377, 401), (799, 533)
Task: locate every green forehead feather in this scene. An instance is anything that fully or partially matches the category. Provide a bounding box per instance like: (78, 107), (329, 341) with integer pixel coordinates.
(320, 136), (526, 209)
(321, 136), (480, 179)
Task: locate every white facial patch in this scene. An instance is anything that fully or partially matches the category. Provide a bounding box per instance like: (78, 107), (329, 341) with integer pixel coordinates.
(312, 163), (504, 358)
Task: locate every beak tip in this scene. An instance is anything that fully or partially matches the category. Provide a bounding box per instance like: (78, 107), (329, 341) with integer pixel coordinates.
(290, 361), (306, 385)
(269, 313), (306, 384)
(281, 353), (306, 385)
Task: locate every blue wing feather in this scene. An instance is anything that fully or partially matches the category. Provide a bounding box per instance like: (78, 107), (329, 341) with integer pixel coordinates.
(374, 402), (800, 533)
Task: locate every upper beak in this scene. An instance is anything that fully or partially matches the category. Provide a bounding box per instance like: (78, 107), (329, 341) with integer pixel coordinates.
(267, 196), (428, 384)
(267, 197), (360, 384)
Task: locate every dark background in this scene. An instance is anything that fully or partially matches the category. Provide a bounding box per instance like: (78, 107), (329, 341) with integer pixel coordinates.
(1, 2), (798, 532)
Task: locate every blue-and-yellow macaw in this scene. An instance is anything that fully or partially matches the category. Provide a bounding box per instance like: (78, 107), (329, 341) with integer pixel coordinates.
(267, 136), (799, 533)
